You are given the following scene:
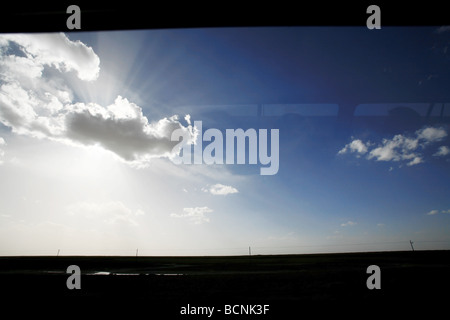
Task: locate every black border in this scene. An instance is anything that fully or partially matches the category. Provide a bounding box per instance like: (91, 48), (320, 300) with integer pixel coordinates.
(1, 2), (450, 33)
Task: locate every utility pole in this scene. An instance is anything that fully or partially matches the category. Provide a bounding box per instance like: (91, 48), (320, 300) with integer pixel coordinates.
(249, 246), (251, 256)
(57, 249), (60, 257)
(410, 240), (415, 252)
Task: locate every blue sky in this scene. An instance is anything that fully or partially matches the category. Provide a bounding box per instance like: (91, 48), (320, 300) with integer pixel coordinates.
(0, 27), (449, 255)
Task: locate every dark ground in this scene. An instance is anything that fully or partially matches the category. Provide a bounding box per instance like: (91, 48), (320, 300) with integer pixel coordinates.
(1, 250), (449, 318)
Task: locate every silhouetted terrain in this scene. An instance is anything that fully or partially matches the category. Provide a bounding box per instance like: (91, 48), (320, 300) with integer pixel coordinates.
(1, 251), (449, 318)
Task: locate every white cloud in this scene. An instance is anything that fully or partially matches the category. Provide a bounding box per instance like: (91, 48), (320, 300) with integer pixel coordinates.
(427, 209), (450, 215)
(341, 221), (357, 227)
(203, 183), (239, 196)
(0, 33), (197, 166)
(434, 146), (450, 157)
(406, 156), (423, 166)
(367, 140), (398, 161)
(338, 139), (368, 155)
(416, 127), (447, 143)
(170, 206), (213, 224)
(184, 114), (191, 125)
(339, 126), (448, 167)
(367, 134), (421, 163)
(0, 33), (100, 81)
(426, 209), (439, 216)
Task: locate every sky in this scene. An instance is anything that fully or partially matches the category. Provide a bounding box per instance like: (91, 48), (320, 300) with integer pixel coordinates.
(0, 27), (449, 256)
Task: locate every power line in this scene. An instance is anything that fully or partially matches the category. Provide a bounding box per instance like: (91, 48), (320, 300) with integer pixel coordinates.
(2, 240), (449, 256)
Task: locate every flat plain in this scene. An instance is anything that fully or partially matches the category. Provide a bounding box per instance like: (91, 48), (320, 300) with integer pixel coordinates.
(1, 250), (448, 317)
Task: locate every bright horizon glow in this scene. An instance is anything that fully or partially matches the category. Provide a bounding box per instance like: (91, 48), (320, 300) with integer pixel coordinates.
(1, 27), (450, 256)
